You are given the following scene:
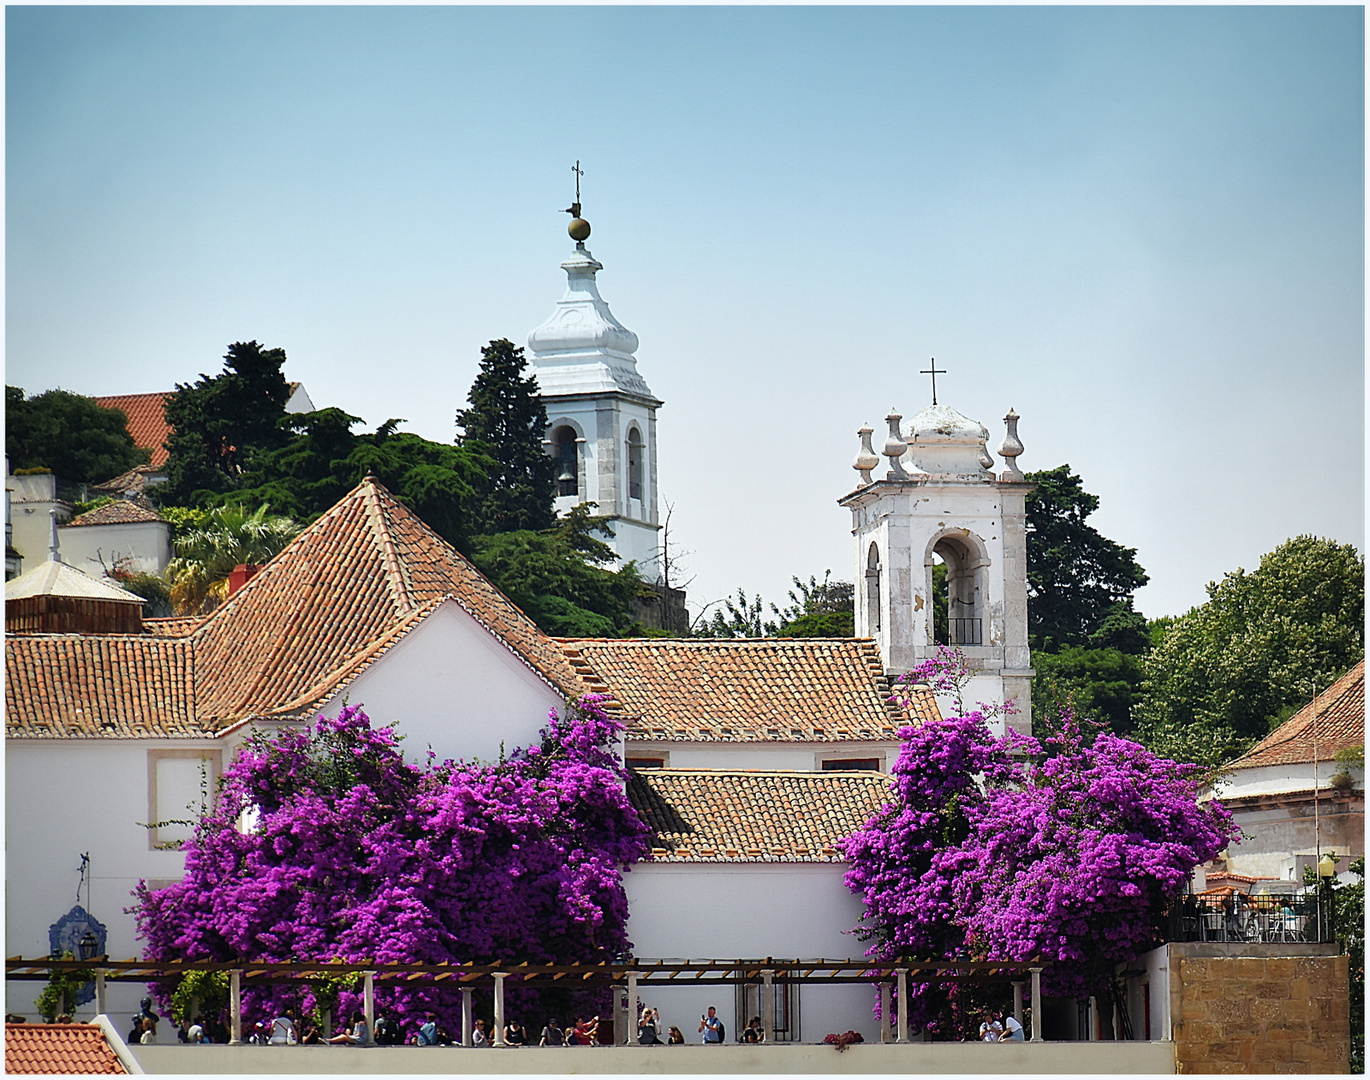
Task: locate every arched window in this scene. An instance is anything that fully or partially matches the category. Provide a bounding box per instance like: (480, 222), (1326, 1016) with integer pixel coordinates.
(626, 428), (644, 501)
(552, 426), (579, 498)
(932, 535), (983, 646)
(865, 543), (882, 633)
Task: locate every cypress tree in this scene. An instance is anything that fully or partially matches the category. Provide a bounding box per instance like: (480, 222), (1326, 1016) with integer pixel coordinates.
(456, 339), (557, 535)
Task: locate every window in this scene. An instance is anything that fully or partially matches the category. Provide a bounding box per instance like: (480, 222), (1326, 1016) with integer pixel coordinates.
(821, 758), (881, 771)
(932, 535), (984, 646)
(626, 428), (644, 501)
(552, 426), (579, 498)
(625, 757), (665, 770)
(865, 543), (881, 633)
(737, 977), (800, 1042)
(147, 750), (221, 849)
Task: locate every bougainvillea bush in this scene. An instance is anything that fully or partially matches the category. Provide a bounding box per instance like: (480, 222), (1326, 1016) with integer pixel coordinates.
(131, 696), (650, 1031)
(844, 648), (1236, 1037)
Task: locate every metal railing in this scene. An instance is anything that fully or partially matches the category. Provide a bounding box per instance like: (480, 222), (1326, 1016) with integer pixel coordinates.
(949, 618), (983, 646)
(1165, 891), (1331, 944)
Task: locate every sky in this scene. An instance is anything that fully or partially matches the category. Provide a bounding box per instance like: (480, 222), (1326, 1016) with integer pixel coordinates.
(6, 5), (1364, 623)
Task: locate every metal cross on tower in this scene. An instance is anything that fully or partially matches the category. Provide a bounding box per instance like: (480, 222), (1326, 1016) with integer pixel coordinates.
(571, 160), (583, 204)
(920, 358), (946, 405)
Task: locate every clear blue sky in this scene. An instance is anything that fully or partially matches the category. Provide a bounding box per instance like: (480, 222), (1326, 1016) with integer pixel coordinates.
(7, 5), (1363, 621)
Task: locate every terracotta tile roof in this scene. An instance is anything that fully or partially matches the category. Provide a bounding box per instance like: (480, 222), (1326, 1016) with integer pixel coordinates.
(1230, 660), (1364, 770)
(190, 478), (585, 723)
(6, 478), (586, 737)
(143, 616), (205, 637)
(560, 638), (936, 742)
(4, 1023), (127, 1074)
(92, 464), (163, 496)
(93, 392), (172, 467)
(6, 635), (201, 738)
(66, 499), (164, 527)
(627, 768), (891, 862)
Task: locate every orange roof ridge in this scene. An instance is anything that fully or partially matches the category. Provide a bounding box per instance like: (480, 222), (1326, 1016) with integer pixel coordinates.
(360, 476), (416, 613)
(1230, 659), (1364, 770)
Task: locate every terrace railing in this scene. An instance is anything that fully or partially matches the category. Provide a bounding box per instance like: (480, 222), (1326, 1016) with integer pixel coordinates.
(1165, 891), (1331, 945)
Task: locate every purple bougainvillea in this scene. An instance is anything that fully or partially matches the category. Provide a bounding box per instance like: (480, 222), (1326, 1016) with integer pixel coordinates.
(131, 696), (650, 1032)
(844, 648), (1236, 1036)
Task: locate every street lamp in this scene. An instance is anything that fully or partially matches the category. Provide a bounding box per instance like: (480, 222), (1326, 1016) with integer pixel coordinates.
(77, 930), (100, 962)
(1317, 855), (1338, 942)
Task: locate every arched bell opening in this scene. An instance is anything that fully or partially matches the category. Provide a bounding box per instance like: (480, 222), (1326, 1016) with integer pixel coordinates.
(551, 425), (580, 498)
(929, 533), (987, 647)
(865, 542), (882, 633)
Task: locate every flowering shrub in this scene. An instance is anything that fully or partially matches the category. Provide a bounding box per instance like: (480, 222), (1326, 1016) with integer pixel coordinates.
(844, 648), (1236, 1035)
(131, 696), (650, 1032)
(823, 1029), (865, 1051)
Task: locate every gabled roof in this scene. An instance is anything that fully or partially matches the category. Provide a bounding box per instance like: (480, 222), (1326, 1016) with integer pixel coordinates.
(6, 478), (586, 738)
(92, 465), (164, 496)
(4, 1023), (128, 1074)
(560, 638), (935, 742)
(93, 392), (172, 467)
(627, 768), (890, 862)
(5, 559), (145, 604)
(66, 499), (165, 527)
(1230, 660), (1364, 770)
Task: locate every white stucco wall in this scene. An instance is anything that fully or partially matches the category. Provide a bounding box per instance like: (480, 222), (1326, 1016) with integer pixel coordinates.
(623, 863), (879, 1043)
(319, 600), (567, 764)
(628, 742), (900, 773)
(58, 520), (172, 577)
(5, 738), (228, 1021)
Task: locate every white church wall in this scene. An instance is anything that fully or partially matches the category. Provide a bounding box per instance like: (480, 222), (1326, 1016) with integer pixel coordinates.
(1216, 763), (1324, 801)
(5, 738), (226, 1021)
(320, 600), (566, 765)
(623, 863), (878, 1043)
(57, 520), (171, 578)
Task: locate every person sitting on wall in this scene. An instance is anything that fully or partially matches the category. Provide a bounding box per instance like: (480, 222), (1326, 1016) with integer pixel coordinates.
(471, 1018), (489, 1046)
(999, 1011), (1026, 1042)
(327, 1010), (371, 1046)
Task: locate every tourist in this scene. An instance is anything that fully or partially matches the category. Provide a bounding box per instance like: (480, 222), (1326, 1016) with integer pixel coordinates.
(539, 1017), (563, 1046)
(138, 1016), (159, 1045)
(742, 1015), (763, 1043)
(269, 1008), (297, 1045)
(699, 1006), (723, 1044)
(417, 1012), (439, 1046)
(978, 1013), (1002, 1042)
(638, 1006), (659, 1045)
(186, 1018), (207, 1044)
(505, 1018), (527, 1046)
(471, 1018), (489, 1046)
(999, 1012), (1025, 1042)
(327, 1010), (371, 1046)
(667, 1025), (685, 1045)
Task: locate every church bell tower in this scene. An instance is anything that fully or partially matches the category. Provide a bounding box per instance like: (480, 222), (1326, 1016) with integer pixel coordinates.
(839, 383), (1034, 736)
(527, 177), (662, 581)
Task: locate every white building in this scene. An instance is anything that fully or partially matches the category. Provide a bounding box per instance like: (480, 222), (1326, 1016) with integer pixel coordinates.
(839, 402), (1034, 735)
(527, 219), (662, 580)
(57, 498), (172, 580)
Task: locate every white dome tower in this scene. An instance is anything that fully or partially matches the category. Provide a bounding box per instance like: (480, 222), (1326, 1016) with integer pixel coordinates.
(840, 381), (1034, 737)
(527, 193), (662, 580)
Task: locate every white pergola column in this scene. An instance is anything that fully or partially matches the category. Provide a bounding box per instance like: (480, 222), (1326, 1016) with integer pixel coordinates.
(363, 972), (375, 1036)
(880, 982), (892, 1043)
(1029, 967), (1044, 1041)
(896, 970), (909, 1043)
(94, 973), (106, 1017)
(1012, 981), (1024, 1026)
(761, 969), (774, 1043)
(492, 973), (508, 1046)
(228, 970), (243, 1044)
(625, 973), (638, 1045)
(460, 986), (473, 1046)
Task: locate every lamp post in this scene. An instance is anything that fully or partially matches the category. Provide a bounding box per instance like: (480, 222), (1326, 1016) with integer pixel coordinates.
(1318, 854), (1337, 942)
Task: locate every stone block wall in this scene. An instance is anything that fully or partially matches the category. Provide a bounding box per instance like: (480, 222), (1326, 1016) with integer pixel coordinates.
(1173, 953), (1349, 1073)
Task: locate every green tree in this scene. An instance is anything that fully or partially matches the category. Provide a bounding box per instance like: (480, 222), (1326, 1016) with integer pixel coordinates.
(5, 385), (149, 484)
(695, 588), (772, 638)
(1032, 646), (1146, 738)
(456, 339), (557, 535)
(1025, 465), (1149, 650)
(469, 506), (643, 637)
(773, 571), (855, 637)
(1134, 536), (1364, 767)
(166, 504), (302, 615)
(1337, 858), (1365, 1074)
(217, 408), (492, 552)
(161, 341), (292, 504)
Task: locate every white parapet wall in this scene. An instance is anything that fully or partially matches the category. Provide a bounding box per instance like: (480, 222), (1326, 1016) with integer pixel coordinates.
(131, 1040), (1176, 1074)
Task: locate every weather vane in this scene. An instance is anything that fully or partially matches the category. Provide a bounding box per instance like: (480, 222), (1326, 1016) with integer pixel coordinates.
(920, 358), (946, 406)
(563, 161), (590, 242)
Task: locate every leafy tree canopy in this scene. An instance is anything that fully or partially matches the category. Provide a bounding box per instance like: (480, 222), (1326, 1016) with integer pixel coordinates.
(165, 504), (302, 615)
(1134, 535), (1364, 767)
(1025, 465), (1149, 650)
(456, 339), (557, 535)
(5, 385), (148, 484)
(469, 506), (644, 637)
(696, 572), (855, 638)
(212, 408), (493, 552)
(162, 341), (293, 502)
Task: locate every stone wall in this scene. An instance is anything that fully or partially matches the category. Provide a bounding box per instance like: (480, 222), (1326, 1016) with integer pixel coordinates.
(1171, 947), (1349, 1073)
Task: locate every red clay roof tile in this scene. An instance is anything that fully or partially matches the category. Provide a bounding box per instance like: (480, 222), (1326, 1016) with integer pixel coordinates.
(1230, 660), (1364, 770)
(93, 393), (172, 467)
(66, 500), (165, 527)
(4, 1023), (128, 1074)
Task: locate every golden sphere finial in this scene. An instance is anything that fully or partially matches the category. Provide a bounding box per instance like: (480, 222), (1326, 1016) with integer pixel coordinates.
(568, 217), (591, 242)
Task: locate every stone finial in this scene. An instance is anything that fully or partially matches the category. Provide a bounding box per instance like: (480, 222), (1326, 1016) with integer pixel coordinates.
(882, 411), (909, 480)
(978, 447), (995, 471)
(999, 408), (1025, 480)
(854, 426), (879, 485)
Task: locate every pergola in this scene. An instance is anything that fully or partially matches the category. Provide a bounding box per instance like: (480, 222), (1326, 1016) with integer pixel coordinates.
(6, 955), (1047, 1044)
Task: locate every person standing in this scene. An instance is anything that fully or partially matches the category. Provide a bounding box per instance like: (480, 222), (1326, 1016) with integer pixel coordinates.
(505, 1019), (527, 1046)
(699, 1006), (723, 1044)
(539, 1018), (563, 1046)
